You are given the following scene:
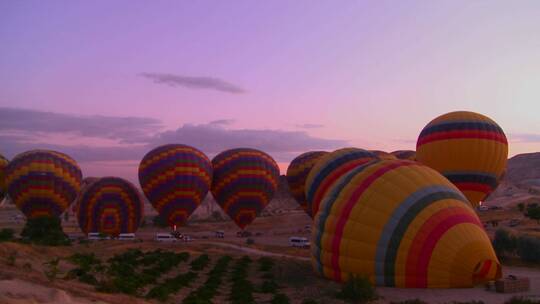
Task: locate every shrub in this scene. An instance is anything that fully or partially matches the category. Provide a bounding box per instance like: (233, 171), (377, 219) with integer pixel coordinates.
(258, 257), (274, 272)
(22, 262), (32, 271)
(336, 275), (377, 303)
(390, 300), (428, 304)
(518, 203), (525, 212)
(21, 216), (70, 246)
(271, 293), (290, 304)
(505, 297), (540, 304)
(450, 301), (485, 304)
(302, 299), (318, 304)
(525, 203), (540, 223)
(43, 258), (61, 282)
(259, 280), (278, 293)
(0, 228), (15, 242)
(190, 254), (210, 271)
(516, 236), (540, 263)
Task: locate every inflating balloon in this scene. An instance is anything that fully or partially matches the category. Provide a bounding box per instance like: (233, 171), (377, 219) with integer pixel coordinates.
(77, 177), (143, 236)
(0, 154), (8, 201)
(211, 148), (279, 230)
(139, 144), (212, 227)
(391, 150), (416, 160)
(5, 150), (82, 219)
(305, 148), (377, 217)
(286, 151), (328, 217)
(416, 111), (508, 206)
(312, 160), (500, 288)
(369, 150), (398, 160)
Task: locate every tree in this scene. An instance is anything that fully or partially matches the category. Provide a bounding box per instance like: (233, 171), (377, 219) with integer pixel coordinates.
(492, 229), (516, 259)
(517, 203), (525, 212)
(21, 216), (70, 246)
(152, 215), (168, 228)
(516, 236), (540, 263)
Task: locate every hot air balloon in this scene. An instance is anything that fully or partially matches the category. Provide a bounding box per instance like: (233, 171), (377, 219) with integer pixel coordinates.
(5, 150), (82, 219)
(138, 144), (212, 228)
(312, 159), (501, 288)
(211, 148), (279, 230)
(305, 148), (378, 217)
(0, 154), (8, 202)
(369, 150), (398, 160)
(391, 150), (416, 160)
(77, 177), (143, 236)
(416, 111), (508, 207)
(286, 151), (328, 217)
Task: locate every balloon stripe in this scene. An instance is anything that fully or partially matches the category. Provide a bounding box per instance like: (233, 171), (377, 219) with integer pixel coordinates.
(331, 161), (414, 281)
(417, 130), (508, 147)
(377, 186), (468, 286)
(405, 211), (482, 287)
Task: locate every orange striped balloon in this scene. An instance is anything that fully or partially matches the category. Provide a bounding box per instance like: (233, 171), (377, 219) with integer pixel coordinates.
(5, 150), (82, 219)
(312, 160), (500, 288)
(286, 151), (328, 217)
(416, 111), (508, 206)
(77, 177), (143, 236)
(211, 148), (279, 230)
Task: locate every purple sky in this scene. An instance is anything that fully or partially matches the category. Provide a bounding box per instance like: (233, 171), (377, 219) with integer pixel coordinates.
(2, 1), (540, 182)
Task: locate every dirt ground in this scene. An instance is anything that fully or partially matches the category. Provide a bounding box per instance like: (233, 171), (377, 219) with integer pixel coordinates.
(1, 203), (540, 304)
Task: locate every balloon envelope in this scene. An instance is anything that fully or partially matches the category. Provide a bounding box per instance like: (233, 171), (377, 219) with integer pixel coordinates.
(416, 111), (508, 206)
(286, 151), (328, 217)
(305, 148), (378, 217)
(77, 177), (143, 236)
(138, 144), (212, 227)
(312, 160), (500, 288)
(391, 150), (416, 160)
(5, 150), (82, 219)
(369, 150), (398, 160)
(211, 148), (279, 229)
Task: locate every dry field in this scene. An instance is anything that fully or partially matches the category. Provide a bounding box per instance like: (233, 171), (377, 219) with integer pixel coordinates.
(1, 203), (540, 304)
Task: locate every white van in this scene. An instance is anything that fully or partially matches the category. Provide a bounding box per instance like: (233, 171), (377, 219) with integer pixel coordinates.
(87, 232), (110, 241)
(155, 233), (177, 242)
(118, 233), (136, 241)
(289, 236), (310, 248)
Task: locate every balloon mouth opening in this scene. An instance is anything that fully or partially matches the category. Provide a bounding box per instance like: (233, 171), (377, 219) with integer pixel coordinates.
(472, 259), (502, 285)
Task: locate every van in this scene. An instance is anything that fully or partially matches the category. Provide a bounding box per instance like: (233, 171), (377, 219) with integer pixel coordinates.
(477, 206), (489, 212)
(215, 231), (225, 238)
(87, 232), (110, 241)
(289, 236), (310, 248)
(155, 233), (177, 242)
(118, 233), (136, 241)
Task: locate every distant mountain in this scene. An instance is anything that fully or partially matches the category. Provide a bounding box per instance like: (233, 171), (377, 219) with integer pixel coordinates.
(485, 152), (540, 207)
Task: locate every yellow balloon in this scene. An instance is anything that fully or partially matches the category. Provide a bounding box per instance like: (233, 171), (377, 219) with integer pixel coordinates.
(312, 160), (500, 288)
(416, 111), (508, 206)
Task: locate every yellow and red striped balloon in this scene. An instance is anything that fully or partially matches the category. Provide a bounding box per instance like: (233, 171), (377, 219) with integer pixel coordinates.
(0, 154), (8, 201)
(138, 144), (212, 228)
(77, 177), (143, 236)
(391, 150), (416, 160)
(286, 151), (328, 217)
(312, 160), (500, 288)
(305, 148), (378, 217)
(416, 111), (508, 206)
(211, 148), (279, 230)
(5, 150), (82, 219)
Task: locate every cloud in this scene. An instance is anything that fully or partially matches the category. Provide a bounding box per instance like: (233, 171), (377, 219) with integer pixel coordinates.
(209, 119), (235, 126)
(296, 123), (324, 129)
(508, 133), (540, 143)
(0, 107), (162, 144)
(151, 123), (346, 161)
(140, 73), (245, 94)
(0, 108), (347, 165)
